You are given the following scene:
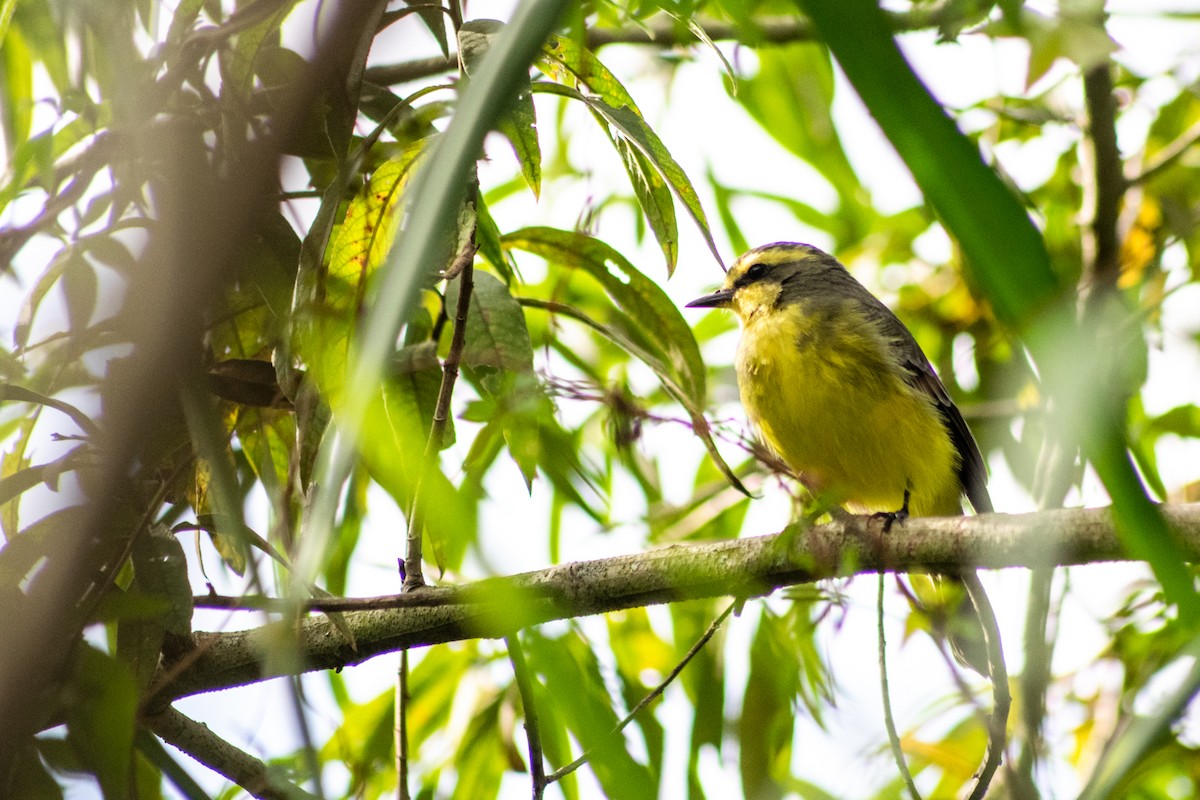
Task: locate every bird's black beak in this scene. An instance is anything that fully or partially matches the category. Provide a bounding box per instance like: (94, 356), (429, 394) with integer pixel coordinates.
(686, 288), (734, 309)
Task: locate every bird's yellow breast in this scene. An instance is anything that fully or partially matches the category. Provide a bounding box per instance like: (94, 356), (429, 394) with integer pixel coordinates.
(735, 301), (962, 517)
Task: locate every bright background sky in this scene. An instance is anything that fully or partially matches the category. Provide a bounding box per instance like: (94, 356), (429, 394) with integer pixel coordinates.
(4, 2), (1200, 798)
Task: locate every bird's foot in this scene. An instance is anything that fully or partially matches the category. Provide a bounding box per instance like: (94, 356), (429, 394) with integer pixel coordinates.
(871, 489), (911, 533)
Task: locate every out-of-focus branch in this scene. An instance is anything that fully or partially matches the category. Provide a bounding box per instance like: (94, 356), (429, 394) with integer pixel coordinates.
(1080, 63), (1124, 303)
(0, 0), (390, 776)
(364, 6), (977, 86)
(156, 504), (1200, 701)
(1126, 119), (1200, 187)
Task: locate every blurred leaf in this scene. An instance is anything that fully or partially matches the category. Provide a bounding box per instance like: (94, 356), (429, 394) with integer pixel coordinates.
(740, 609), (799, 800)
(66, 646), (138, 799)
(402, 0), (449, 58)
(459, 20), (541, 197)
(4, 742), (63, 800)
(982, 8), (1118, 89)
(450, 691), (508, 800)
(218, 0), (295, 103)
(1, 25), (32, 159)
(1080, 634), (1200, 800)
(794, 0), (1058, 329)
(738, 44), (864, 223)
(672, 600), (727, 797)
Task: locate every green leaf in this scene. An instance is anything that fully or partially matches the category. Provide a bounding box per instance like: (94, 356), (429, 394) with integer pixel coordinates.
(445, 270), (535, 394)
(459, 20), (541, 197)
(526, 628), (658, 800)
(450, 692), (508, 800)
(611, 133), (679, 272)
(218, 0), (296, 103)
(982, 8), (1118, 89)
(5, 741), (63, 800)
(738, 43), (863, 215)
(1, 25), (33, 159)
(505, 227), (703, 399)
(793, 0), (1059, 330)
(116, 526), (192, 692)
(505, 228), (749, 496)
(300, 0), (569, 592)
(538, 32), (640, 113)
(66, 646), (138, 799)
(531, 82), (722, 273)
(1080, 633), (1200, 800)
(325, 145), (425, 319)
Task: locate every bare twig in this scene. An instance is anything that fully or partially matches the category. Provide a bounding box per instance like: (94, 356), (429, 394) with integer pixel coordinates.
(878, 574), (923, 800)
(506, 634), (546, 799)
(403, 243), (477, 590)
(1126, 118), (1200, 187)
(546, 601), (736, 784)
(397, 650), (411, 800)
(962, 572), (1010, 800)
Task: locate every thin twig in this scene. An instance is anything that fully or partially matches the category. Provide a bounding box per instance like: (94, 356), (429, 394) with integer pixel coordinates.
(397, 650), (411, 800)
(878, 574), (923, 800)
(403, 241), (477, 590)
(1126, 118), (1200, 187)
(506, 634), (546, 799)
(546, 601), (736, 785)
(962, 572), (1011, 800)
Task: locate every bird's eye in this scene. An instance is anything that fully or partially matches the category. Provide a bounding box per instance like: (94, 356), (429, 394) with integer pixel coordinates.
(743, 262), (768, 282)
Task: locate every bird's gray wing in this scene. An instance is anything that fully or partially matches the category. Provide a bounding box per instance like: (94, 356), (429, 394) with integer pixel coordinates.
(867, 301), (993, 514)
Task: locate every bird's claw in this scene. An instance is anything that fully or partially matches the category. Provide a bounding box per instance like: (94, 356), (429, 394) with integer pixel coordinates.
(871, 488), (911, 533)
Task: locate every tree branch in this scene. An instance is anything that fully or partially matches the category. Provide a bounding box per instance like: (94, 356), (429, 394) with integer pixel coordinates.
(363, 7), (977, 86)
(148, 706), (321, 800)
(1080, 62), (1124, 302)
(156, 504), (1200, 701)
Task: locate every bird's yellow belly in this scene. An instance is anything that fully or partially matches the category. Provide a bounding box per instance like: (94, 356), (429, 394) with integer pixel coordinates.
(736, 312), (961, 517)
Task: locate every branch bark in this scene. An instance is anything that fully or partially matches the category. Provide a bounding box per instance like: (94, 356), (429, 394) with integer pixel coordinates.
(156, 504), (1200, 701)
(149, 706), (321, 800)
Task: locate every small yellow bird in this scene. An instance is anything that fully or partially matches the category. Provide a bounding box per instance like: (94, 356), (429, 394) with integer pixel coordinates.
(688, 242), (995, 674)
(687, 242), (991, 520)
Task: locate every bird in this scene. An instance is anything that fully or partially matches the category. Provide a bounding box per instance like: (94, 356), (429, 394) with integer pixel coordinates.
(687, 241), (996, 674)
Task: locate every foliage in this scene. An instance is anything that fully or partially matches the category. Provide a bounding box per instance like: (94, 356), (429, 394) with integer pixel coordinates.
(1, 0), (1199, 798)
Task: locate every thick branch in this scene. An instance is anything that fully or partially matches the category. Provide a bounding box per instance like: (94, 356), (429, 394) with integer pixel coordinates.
(158, 504), (1200, 701)
(148, 706), (320, 800)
